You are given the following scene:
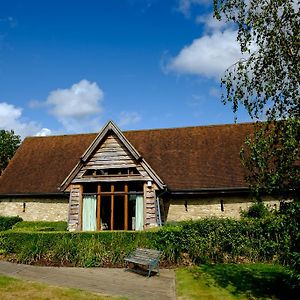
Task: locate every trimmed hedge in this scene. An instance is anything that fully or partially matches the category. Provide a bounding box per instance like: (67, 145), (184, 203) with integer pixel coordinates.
(0, 210), (299, 268)
(0, 216), (22, 231)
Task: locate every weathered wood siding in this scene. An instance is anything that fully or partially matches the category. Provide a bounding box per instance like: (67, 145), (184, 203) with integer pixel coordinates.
(144, 183), (159, 228)
(73, 133), (151, 182)
(68, 184), (82, 231)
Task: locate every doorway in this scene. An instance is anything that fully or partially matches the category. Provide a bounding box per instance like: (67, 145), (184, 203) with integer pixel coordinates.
(82, 182), (144, 231)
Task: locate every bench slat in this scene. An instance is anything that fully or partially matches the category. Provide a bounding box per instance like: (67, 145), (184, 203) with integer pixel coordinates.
(125, 248), (161, 277)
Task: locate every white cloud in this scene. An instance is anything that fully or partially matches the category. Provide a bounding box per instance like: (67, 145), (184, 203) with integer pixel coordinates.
(167, 29), (249, 80)
(177, 0), (210, 18)
(35, 128), (52, 136)
(0, 102), (43, 138)
(46, 79), (104, 132)
(118, 112), (141, 127)
(28, 99), (47, 109)
(196, 13), (230, 32)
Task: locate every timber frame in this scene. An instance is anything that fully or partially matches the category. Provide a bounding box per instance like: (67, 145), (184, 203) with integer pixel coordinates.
(60, 121), (165, 191)
(64, 121), (165, 231)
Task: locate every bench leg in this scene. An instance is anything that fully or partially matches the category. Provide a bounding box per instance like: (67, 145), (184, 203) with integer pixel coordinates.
(148, 263), (160, 277)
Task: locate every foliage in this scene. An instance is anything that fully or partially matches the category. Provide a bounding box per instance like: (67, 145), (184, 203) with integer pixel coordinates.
(176, 264), (299, 299)
(0, 216), (23, 231)
(240, 201), (271, 218)
(213, 0), (299, 197)
(0, 213), (298, 268)
(0, 130), (21, 174)
(214, 0), (299, 119)
(240, 120), (300, 197)
(0, 231), (154, 266)
(11, 221), (68, 232)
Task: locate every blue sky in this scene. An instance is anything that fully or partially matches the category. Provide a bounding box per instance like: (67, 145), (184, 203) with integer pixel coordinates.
(0, 0), (252, 138)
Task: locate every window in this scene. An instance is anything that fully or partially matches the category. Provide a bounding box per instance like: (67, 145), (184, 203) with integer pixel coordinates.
(83, 167), (139, 177)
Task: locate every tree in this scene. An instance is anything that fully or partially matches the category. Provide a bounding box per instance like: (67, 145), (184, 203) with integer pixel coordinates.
(0, 130), (21, 175)
(213, 0), (299, 197)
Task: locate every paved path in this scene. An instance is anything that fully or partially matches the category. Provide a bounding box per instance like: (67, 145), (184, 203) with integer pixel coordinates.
(0, 261), (176, 300)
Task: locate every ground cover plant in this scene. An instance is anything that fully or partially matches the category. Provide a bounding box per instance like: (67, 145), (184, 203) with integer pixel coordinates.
(0, 275), (126, 300)
(176, 264), (299, 300)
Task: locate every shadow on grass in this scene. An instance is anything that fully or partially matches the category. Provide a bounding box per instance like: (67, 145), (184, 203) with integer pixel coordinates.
(199, 264), (299, 300)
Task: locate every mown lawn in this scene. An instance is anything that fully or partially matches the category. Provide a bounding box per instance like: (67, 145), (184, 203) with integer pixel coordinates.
(11, 221), (67, 232)
(0, 275), (126, 300)
(176, 263), (299, 300)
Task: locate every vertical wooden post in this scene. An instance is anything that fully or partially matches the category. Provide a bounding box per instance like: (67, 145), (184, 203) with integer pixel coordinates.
(79, 185), (83, 231)
(97, 184), (101, 231)
(111, 184), (114, 230)
(124, 183), (128, 230)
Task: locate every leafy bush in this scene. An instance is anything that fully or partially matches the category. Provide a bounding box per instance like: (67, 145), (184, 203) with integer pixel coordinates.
(11, 221), (67, 232)
(0, 212), (298, 269)
(0, 231), (155, 266)
(0, 216), (22, 231)
(240, 201), (271, 218)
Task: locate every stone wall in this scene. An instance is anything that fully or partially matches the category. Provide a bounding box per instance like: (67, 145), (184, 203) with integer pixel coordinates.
(164, 195), (281, 222)
(0, 198), (68, 221)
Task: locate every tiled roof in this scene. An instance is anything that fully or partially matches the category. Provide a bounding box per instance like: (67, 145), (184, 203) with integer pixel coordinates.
(0, 123), (254, 195)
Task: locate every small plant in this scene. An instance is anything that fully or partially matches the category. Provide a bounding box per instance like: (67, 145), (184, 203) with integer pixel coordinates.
(0, 216), (23, 231)
(240, 202), (270, 218)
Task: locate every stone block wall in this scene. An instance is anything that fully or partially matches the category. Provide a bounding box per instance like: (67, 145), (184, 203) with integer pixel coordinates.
(0, 198), (69, 221)
(165, 195), (280, 222)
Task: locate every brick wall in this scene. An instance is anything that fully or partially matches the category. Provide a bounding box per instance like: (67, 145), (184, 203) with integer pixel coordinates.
(0, 198), (68, 221)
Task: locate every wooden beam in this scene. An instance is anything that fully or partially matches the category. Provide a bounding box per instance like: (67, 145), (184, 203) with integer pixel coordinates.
(79, 185), (83, 231)
(97, 184), (101, 231)
(124, 184), (128, 230)
(111, 184), (114, 230)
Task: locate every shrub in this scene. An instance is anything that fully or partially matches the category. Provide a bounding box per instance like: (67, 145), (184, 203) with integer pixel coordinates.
(240, 201), (270, 218)
(0, 216), (23, 231)
(0, 212), (298, 269)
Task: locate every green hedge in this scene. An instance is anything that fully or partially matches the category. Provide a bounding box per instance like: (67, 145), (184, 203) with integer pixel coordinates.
(0, 216), (23, 231)
(0, 210), (298, 268)
(0, 231), (154, 267)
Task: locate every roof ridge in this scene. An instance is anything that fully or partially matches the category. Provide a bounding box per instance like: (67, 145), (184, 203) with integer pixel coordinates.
(124, 121), (255, 133)
(25, 121), (256, 139)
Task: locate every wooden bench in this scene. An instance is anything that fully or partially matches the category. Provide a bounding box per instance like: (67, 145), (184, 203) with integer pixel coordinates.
(125, 248), (161, 277)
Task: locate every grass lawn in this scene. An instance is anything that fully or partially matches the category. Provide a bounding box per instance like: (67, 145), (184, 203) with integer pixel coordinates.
(0, 275), (126, 300)
(176, 263), (299, 300)
(11, 221), (67, 232)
